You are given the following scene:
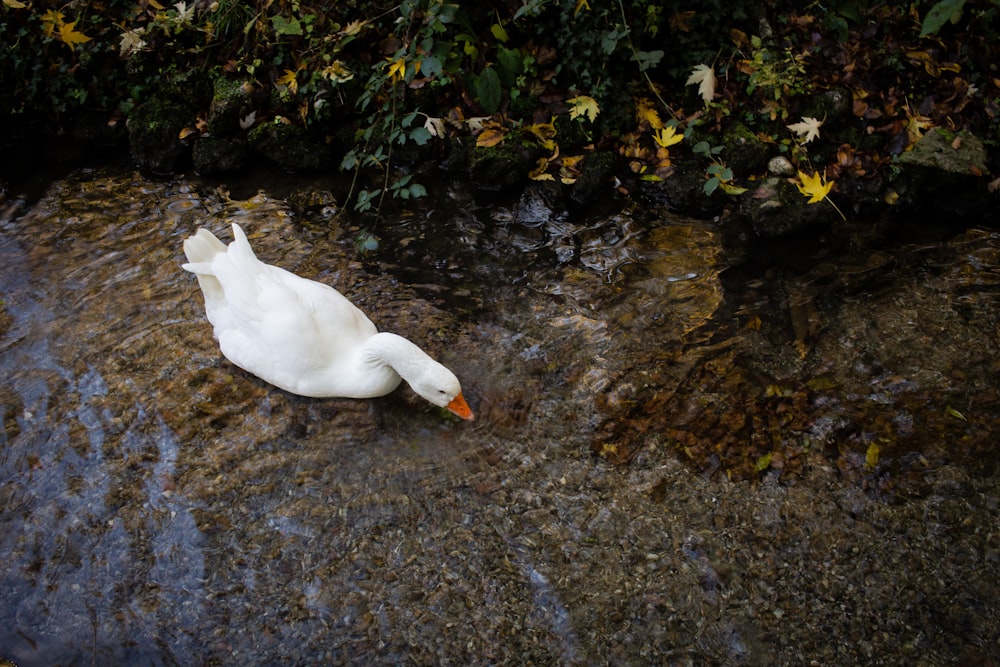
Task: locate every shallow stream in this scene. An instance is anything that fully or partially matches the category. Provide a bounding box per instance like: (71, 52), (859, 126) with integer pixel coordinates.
(1, 169), (998, 664)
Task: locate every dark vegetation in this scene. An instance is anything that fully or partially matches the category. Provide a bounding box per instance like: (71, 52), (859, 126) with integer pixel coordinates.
(1, 0), (998, 215)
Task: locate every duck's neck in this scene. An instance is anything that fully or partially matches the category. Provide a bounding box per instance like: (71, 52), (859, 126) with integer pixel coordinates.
(363, 332), (435, 387)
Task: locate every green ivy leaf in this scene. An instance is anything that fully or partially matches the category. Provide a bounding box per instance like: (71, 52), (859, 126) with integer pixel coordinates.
(600, 29), (623, 55)
(633, 49), (664, 72)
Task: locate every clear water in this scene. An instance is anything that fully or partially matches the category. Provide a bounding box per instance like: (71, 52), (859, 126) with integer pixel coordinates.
(1, 170), (998, 665)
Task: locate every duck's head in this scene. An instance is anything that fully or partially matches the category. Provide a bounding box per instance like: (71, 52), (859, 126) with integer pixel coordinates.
(410, 364), (475, 420)
(373, 332), (475, 420)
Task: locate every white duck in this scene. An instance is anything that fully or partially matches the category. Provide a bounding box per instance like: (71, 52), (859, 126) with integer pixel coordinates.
(182, 223), (474, 420)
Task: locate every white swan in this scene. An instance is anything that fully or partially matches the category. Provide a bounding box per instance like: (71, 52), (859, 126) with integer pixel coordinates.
(181, 223), (474, 420)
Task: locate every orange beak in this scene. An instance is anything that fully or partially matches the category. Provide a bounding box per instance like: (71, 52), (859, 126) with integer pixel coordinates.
(446, 392), (475, 420)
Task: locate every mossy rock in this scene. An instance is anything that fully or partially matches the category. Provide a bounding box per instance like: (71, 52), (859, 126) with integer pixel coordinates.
(740, 176), (835, 237)
(193, 137), (250, 174)
(570, 151), (621, 205)
(127, 94), (194, 174)
(896, 128), (987, 175)
(554, 115), (592, 152)
(469, 142), (537, 191)
(892, 129), (991, 219)
(207, 77), (252, 137)
(286, 187), (338, 216)
(247, 122), (330, 172)
(721, 122), (771, 176)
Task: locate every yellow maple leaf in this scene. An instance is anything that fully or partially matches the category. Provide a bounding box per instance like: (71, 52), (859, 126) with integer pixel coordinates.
(566, 95), (599, 123)
(276, 69), (300, 94)
(58, 20), (92, 50)
(795, 170), (833, 204)
(652, 125), (682, 148)
(635, 98), (663, 130)
(574, 0), (590, 14)
(3, 0), (27, 8)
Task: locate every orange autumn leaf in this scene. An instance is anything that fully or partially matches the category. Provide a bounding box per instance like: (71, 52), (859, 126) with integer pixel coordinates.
(476, 127), (507, 148)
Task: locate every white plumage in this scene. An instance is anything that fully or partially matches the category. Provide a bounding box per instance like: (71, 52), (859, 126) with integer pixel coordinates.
(182, 223), (473, 420)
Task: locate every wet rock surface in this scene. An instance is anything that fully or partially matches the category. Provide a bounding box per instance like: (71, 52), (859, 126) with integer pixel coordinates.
(1, 170), (998, 664)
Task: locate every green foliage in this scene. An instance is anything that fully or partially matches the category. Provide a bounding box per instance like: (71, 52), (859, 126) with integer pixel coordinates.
(2, 0), (998, 211)
(920, 0), (967, 37)
(693, 140), (727, 196)
(741, 36), (810, 106)
(475, 67), (503, 115)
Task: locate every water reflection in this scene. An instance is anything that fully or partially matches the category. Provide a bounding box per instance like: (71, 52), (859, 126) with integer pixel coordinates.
(1, 170), (998, 664)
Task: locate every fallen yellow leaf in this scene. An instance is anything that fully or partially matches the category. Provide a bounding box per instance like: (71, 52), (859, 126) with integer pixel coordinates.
(321, 60), (354, 83)
(529, 157), (555, 181)
(567, 95), (599, 123)
(40, 9), (65, 38)
(635, 98), (663, 130)
(387, 58), (406, 83)
(795, 170), (833, 204)
(276, 69), (300, 94)
(58, 20), (92, 50)
(652, 125), (682, 148)
(475, 127), (507, 148)
(865, 442), (880, 469)
(525, 120), (557, 151)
